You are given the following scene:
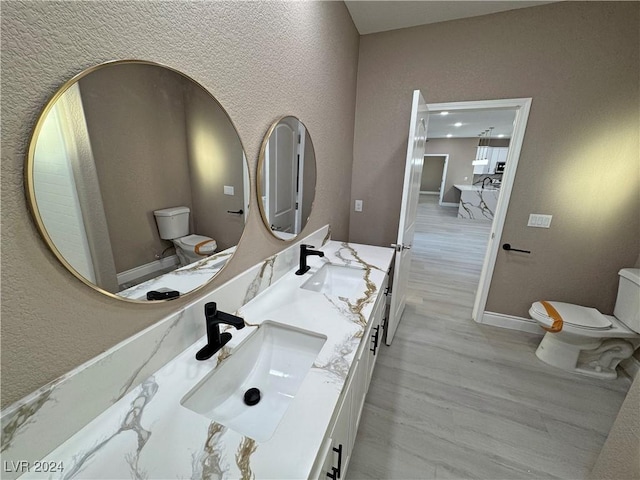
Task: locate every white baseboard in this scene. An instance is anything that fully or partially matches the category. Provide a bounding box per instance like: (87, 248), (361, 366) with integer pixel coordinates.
(117, 255), (179, 285)
(478, 311), (545, 335)
(440, 202), (459, 208)
(420, 191), (439, 195)
(620, 356), (640, 380)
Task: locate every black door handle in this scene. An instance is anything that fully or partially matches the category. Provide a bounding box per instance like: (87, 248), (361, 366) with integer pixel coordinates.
(227, 209), (244, 215)
(502, 243), (531, 254)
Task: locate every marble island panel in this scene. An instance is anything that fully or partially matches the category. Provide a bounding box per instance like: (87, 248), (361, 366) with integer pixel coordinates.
(5, 238), (394, 480)
(454, 184), (500, 221)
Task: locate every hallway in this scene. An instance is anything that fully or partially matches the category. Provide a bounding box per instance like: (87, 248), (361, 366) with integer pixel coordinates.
(347, 195), (630, 479)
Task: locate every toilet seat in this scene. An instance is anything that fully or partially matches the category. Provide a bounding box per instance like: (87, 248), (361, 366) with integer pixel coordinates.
(176, 234), (217, 255)
(530, 301), (612, 330)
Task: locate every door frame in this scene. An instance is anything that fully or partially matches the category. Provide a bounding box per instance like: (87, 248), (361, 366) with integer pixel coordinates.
(425, 98), (532, 324)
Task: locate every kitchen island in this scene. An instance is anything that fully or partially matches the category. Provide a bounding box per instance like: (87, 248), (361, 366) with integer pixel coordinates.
(453, 184), (500, 221)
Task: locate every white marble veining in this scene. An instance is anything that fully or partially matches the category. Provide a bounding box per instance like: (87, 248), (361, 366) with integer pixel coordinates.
(1, 226), (331, 480)
(454, 184), (500, 221)
(117, 246), (237, 300)
(1, 227), (394, 480)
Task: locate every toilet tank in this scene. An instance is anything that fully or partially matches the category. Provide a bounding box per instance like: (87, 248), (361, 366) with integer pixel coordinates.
(614, 268), (640, 332)
(153, 206), (190, 240)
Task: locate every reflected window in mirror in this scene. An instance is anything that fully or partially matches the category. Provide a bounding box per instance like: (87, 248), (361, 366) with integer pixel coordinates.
(26, 60), (250, 302)
(257, 116), (317, 241)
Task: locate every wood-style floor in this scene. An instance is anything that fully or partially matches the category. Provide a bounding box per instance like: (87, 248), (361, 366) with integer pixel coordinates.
(348, 195), (631, 480)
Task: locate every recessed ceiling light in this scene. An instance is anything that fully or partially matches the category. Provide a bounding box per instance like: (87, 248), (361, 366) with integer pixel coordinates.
(440, 111), (449, 116)
(498, 134), (505, 138)
(454, 122), (462, 127)
(446, 134), (453, 138)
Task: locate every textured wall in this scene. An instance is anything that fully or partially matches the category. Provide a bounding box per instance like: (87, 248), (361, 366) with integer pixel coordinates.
(350, 1), (640, 318)
(590, 373), (640, 479)
(1, 1), (359, 407)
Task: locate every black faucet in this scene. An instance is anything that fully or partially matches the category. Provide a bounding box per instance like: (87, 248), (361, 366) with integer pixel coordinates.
(295, 244), (325, 275)
(195, 302), (245, 361)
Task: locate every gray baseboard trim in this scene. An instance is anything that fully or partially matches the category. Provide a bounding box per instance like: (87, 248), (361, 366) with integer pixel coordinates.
(479, 311), (544, 335)
(440, 202), (459, 208)
(117, 255), (179, 285)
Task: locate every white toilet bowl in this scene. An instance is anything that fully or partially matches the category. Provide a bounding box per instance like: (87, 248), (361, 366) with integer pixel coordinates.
(173, 234), (217, 266)
(529, 269), (640, 379)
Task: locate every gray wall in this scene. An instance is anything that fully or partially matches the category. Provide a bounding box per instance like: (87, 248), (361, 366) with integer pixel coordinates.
(184, 84), (246, 251)
(1, 1), (359, 408)
(420, 155), (446, 193)
(350, 1), (640, 319)
(79, 63), (193, 272)
(425, 138), (478, 203)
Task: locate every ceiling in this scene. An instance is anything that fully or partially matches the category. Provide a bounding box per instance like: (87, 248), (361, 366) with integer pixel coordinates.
(427, 108), (516, 139)
(344, 1), (558, 35)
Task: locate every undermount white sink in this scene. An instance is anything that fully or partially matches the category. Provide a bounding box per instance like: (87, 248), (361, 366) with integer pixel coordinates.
(301, 263), (366, 298)
(180, 321), (326, 442)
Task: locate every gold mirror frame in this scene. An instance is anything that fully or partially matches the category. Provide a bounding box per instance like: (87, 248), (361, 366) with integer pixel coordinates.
(25, 59), (250, 302)
(256, 116), (317, 241)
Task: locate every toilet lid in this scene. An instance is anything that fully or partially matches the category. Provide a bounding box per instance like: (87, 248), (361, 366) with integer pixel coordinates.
(530, 301), (612, 330)
(180, 234), (217, 252)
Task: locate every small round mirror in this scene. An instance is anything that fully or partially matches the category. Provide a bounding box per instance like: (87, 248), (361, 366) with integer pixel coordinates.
(25, 60), (249, 302)
(257, 116), (317, 240)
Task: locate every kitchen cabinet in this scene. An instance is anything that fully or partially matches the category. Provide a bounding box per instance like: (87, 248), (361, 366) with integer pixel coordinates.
(473, 146), (508, 175)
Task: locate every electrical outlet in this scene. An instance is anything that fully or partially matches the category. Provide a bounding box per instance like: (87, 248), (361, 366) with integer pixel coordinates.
(355, 200), (363, 212)
(527, 214), (552, 228)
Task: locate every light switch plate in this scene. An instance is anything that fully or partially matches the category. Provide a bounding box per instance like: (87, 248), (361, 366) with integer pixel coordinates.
(528, 214), (552, 228)
(355, 200), (363, 212)
(224, 185), (234, 196)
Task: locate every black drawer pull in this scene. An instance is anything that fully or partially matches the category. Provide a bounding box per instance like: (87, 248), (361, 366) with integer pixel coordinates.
(333, 444), (343, 478)
(370, 325), (380, 355)
(326, 467), (338, 479)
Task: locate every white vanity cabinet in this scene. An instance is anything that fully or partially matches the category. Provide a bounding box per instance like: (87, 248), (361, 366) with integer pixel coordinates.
(311, 274), (388, 480)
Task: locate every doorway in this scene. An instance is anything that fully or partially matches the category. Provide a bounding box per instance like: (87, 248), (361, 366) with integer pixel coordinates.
(420, 154), (449, 206)
(418, 98), (532, 324)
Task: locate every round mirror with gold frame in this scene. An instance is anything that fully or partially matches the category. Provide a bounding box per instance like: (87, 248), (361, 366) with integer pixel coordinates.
(25, 60), (250, 302)
(257, 116), (317, 241)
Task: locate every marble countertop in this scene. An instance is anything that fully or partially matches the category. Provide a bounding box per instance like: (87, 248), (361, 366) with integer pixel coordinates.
(454, 183), (500, 191)
(22, 241), (394, 479)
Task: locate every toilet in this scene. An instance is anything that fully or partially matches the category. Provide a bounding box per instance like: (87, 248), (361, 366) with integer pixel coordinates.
(529, 268), (640, 379)
(153, 206), (217, 267)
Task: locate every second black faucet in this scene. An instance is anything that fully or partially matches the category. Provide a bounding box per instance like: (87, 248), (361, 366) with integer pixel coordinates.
(295, 244), (324, 275)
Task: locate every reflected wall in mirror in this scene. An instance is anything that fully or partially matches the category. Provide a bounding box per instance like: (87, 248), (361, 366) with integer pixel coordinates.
(257, 117), (317, 240)
(26, 60), (250, 302)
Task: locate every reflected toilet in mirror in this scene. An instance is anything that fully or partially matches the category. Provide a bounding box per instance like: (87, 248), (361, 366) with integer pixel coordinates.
(257, 116), (317, 240)
(25, 60), (249, 302)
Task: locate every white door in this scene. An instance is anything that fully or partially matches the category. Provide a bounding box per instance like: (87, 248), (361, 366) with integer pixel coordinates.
(386, 90), (428, 345)
(268, 121), (297, 233)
